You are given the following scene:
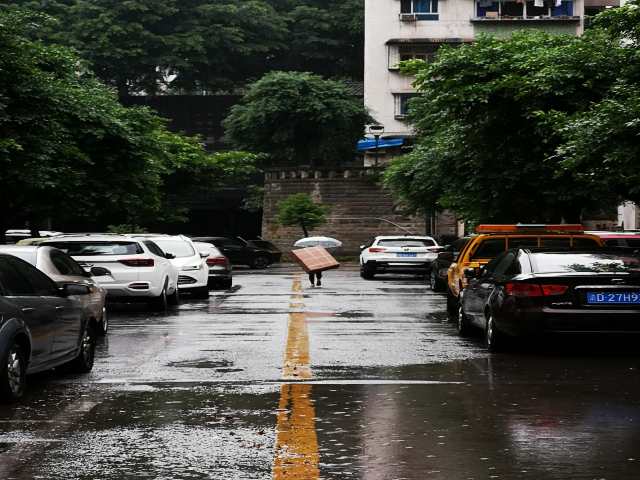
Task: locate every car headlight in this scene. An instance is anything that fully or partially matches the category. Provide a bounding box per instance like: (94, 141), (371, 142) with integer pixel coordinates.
(181, 264), (203, 271)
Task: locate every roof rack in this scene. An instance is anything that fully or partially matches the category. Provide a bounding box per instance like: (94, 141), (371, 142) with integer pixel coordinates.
(476, 224), (585, 233)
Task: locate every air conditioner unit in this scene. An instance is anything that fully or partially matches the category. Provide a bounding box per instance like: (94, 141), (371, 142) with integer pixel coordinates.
(399, 14), (417, 21)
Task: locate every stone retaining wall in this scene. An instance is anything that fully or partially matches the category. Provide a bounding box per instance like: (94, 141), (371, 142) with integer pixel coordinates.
(261, 166), (456, 256)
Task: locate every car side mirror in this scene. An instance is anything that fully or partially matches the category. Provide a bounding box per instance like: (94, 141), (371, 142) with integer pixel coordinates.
(462, 267), (477, 278)
(63, 284), (91, 296)
(90, 266), (111, 276)
(438, 251), (454, 261)
(200, 251), (210, 258)
(165, 253), (176, 259)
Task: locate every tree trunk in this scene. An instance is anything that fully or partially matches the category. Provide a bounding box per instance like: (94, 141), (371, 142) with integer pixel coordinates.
(300, 221), (309, 238)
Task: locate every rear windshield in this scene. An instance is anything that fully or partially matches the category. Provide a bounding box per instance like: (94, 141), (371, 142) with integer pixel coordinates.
(45, 241), (142, 256)
(377, 239), (436, 247)
(152, 240), (195, 258)
(530, 252), (640, 273)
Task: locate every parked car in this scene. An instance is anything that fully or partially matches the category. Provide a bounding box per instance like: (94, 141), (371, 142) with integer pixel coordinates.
(0, 245), (109, 335)
(5, 229), (63, 245)
(41, 234), (179, 311)
(133, 235), (209, 299)
(359, 235), (442, 279)
(0, 252), (98, 403)
(586, 231), (640, 248)
(446, 224), (605, 313)
(457, 247), (640, 351)
(190, 236), (273, 269)
(428, 237), (471, 293)
(192, 242), (233, 289)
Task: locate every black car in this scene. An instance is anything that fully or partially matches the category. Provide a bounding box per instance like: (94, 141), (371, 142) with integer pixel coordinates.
(190, 237), (273, 269)
(0, 253), (98, 403)
(457, 247), (640, 351)
(428, 237), (470, 292)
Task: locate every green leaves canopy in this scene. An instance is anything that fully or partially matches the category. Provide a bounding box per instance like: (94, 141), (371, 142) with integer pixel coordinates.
(0, 11), (256, 234)
(223, 71), (371, 166)
(274, 193), (332, 237)
(384, 27), (629, 225)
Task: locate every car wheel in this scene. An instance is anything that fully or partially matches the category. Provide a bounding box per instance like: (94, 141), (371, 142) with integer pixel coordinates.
(430, 270), (445, 293)
(97, 307), (108, 336)
(66, 323), (96, 373)
(457, 302), (472, 337)
(446, 286), (457, 315)
(168, 287), (180, 306)
(485, 311), (509, 352)
(360, 266), (375, 280)
(251, 255), (270, 269)
(0, 343), (26, 404)
(148, 286), (168, 311)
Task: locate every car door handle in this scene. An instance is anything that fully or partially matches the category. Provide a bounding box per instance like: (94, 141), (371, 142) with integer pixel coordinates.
(22, 307), (35, 314)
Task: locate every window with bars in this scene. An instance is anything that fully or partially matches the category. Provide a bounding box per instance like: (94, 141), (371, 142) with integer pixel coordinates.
(401, 0), (439, 20)
(389, 44), (444, 69)
(476, 0), (574, 17)
(394, 93), (421, 119)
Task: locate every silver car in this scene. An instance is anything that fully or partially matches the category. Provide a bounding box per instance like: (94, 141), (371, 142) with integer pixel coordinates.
(192, 242), (233, 289)
(0, 245), (109, 335)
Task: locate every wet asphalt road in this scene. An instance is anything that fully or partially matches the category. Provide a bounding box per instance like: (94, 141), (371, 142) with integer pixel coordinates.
(2, 264), (640, 479)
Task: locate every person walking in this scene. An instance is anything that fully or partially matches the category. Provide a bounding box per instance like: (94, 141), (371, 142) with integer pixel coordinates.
(309, 271), (322, 287)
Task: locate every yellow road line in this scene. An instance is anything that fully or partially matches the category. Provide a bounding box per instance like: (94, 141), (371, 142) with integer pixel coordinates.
(272, 273), (320, 479)
(272, 384), (320, 478)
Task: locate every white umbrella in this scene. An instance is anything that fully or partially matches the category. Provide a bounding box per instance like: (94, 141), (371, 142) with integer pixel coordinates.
(294, 236), (342, 249)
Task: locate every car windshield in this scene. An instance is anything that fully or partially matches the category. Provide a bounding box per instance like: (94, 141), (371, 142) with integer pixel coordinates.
(377, 239), (436, 247)
(45, 241), (141, 256)
(530, 253), (640, 273)
(153, 240), (195, 258)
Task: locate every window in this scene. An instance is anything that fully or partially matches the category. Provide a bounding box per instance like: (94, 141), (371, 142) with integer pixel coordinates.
(50, 250), (87, 276)
(472, 238), (506, 260)
(476, 0), (574, 17)
(399, 45), (440, 63)
(394, 93), (421, 119)
(401, 0), (439, 20)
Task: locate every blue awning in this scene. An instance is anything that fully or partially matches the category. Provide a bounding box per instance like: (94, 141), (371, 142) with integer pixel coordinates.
(357, 138), (404, 151)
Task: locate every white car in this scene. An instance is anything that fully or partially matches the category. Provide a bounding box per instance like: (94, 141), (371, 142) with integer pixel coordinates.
(134, 235), (210, 299)
(359, 235), (442, 280)
(42, 234), (179, 311)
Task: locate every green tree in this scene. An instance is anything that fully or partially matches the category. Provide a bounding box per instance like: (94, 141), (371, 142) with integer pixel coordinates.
(274, 193), (332, 237)
(223, 71), (371, 166)
(1, 1), (288, 96)
(384, 29), (625, 224)
(0, 11), (256, 241)
(266, 0), (364, 80)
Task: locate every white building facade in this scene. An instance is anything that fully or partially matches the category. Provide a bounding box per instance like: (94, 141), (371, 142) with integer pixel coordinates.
(364, 0), (585, 141)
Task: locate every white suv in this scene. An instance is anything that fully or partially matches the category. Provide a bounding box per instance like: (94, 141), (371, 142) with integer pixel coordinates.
(42, 234), (179, 310)
(134, 235), (209, 299)
(359, 235), (442, 280)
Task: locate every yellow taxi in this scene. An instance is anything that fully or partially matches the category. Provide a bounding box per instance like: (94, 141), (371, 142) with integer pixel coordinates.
(445, 224), (605, 312)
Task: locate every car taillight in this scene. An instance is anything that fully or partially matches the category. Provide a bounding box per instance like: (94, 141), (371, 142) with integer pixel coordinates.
(426, 248), (440, 253)
(541, 285), (569, 296)
(506, 283), (569, 296)
(369, 247), (387, 253)
(118, 258), (155, 267)
(506, 283), (543, 297)
(206, 257), (228, 265)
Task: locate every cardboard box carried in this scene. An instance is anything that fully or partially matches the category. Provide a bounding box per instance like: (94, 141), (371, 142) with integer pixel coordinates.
(290, 246), (340, 274)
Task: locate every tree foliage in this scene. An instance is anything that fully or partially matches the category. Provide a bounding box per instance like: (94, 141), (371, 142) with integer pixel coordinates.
(274, 193), (332, 237)
(0, 0), (364, 96)
(384, 25), (632, 225)
(0, 11), (256, 239)
(223, 71), (371, 166)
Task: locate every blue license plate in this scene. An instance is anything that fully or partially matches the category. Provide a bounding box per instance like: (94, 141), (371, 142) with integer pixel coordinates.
(397, 253), (417, 257)
(587, 292), (640, 304)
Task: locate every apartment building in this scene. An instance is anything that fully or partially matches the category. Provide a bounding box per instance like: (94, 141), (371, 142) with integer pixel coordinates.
(364, 0), (585, 154)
